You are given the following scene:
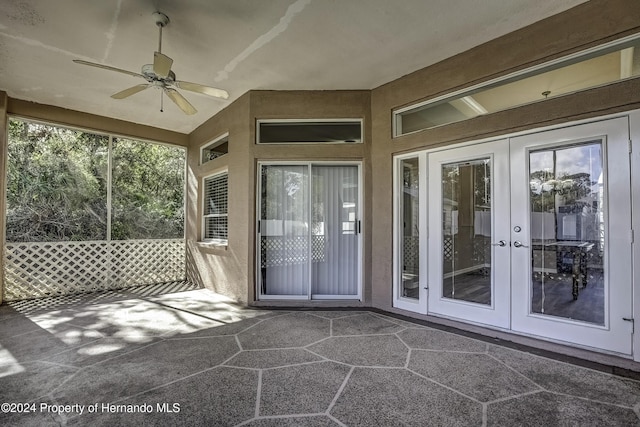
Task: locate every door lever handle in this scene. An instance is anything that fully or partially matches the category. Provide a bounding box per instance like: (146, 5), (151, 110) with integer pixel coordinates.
(491, 240), (507, 247)
(513, 240), (529, 248)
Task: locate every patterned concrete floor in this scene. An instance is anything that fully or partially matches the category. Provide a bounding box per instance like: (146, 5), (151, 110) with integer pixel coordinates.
(1, 286), (640, 426)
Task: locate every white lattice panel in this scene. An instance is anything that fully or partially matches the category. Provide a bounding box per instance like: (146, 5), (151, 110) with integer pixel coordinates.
(3, 239), (185, 301)
(108, 240), (185, 288)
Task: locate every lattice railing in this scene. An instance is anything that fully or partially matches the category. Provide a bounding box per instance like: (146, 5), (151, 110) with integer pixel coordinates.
(3, 239), (185, 301)
(402, 236), (419, 274)
(260, 236), (326, 268)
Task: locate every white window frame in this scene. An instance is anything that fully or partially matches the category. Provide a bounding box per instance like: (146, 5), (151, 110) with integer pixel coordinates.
(256, 118), (363, 144)
(200, 132), (229, 165)
(256, 160), (363, 301)
(201, 170), (229, 246)
(393, 152), (428, 314)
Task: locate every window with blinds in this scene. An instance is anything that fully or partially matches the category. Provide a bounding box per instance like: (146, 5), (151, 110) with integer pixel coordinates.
(202, 172), (228, 244)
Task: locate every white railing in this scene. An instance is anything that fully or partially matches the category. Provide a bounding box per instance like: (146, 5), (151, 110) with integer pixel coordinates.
(3, 239), (185, 301)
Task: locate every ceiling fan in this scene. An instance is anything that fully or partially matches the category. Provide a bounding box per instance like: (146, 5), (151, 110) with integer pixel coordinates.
(73, 11), (229, 115)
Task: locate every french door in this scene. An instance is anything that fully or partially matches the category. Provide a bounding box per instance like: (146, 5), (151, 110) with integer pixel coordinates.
(510, 118), (632, 354)
(398, 117), (633, 354)
(427, 140), (511, 328)
(257, 163), (361, 300)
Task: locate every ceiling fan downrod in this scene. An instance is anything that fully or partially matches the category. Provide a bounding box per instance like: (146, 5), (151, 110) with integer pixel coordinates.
(152, 12), (170, 54)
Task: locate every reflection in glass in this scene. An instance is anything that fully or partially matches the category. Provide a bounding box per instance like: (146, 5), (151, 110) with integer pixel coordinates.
(311, 165), (359, 296)
(260, 165), (310, 296)
(442, 159), (492, 305)
(397, 38), (640, 134)
(529, 141), (605, 325)
(400, 158), (419, 298)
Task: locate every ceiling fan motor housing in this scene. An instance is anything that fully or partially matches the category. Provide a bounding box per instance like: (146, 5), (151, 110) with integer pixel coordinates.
(142, 64), (176, 84)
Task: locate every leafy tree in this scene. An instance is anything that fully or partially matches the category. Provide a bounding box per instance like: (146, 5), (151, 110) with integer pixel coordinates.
(6, 120), (108, 241)
(111, 138), (185, 239)
(6, 119), (185, 242)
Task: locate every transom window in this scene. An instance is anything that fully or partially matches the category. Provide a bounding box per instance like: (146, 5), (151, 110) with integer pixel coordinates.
(257, 119), (362, 144)
(394, 33), (640, 136)
(200, 133), (229, 165)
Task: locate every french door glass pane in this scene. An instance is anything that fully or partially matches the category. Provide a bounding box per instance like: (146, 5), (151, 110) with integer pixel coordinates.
(311, 165), (359, 296)
(442, 159), (492, 305)
(260, 165), (309, 296)
(529, 141), (605, 325)
(401, 158), (420, 299)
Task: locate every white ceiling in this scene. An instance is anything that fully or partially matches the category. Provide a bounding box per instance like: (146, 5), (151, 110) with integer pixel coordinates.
(0, 0), (586, 134)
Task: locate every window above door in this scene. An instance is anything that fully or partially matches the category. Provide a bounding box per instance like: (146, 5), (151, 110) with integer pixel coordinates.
(257, 119), (363, 144)
(394, 33), (640, 136)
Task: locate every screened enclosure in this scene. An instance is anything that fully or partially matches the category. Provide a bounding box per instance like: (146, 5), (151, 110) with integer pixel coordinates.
(3, 118), (186, 300)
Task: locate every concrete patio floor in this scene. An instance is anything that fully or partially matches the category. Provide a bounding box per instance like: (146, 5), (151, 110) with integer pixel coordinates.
(1, 284), (640, 426)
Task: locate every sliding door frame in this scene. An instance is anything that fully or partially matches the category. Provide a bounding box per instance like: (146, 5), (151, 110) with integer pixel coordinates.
(256, 160), (363, 301)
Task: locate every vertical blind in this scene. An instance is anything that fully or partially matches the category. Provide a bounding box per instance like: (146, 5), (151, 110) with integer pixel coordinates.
(259, 164), (359, 298)
(260, 165), (310, 295)
(310, 165), (359, 296)
(203, 172), (228, 241)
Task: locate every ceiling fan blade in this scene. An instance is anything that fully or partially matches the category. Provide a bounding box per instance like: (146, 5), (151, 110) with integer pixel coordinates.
(153, 52), (173, 78)
(174, 80), (229, 99)
(111, 84), (151, 99)
(165, 88), (197, 115)
(73, 59), (144, 78)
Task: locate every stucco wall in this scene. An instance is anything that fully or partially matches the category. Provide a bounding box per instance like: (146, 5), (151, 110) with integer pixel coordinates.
(2, 0), (640, 314)
(186, 93), (251, 303)
(186, 90), (371, 304)
(7, 99), (188, 146)
(369, 0), (640, 310)
(250, 90), (372, 304)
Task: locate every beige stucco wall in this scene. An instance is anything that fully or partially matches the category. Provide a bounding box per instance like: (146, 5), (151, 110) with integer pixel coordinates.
(186, 93), (251, 303)
(186, 90), (371, 304)
(2, 0), (640, 314)
(369, 0), (640, 310)
(7, 99), (188, 146)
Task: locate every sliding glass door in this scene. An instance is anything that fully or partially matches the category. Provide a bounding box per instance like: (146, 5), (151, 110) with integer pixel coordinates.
(258, 163), (361, 299)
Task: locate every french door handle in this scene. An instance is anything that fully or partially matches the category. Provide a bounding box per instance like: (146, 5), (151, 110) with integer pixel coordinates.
(491, 240), (507, 247)
(513, 240), (529, 248)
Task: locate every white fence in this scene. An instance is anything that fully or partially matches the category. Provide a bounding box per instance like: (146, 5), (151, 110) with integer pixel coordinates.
(3, 239), (185, 301)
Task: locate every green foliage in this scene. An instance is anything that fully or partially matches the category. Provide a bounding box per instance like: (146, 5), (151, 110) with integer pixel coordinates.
(6, 119), (185, 242)
(6, 120), (108, 241)
(111, 138), (184, 240)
